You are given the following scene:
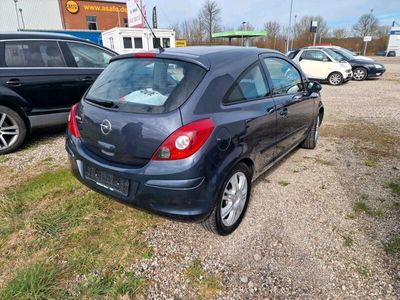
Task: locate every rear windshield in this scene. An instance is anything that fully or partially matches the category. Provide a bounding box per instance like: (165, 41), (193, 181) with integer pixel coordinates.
(86, 58), (206, 114)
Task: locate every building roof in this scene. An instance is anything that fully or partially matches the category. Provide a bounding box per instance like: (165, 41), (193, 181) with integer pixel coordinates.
(212, 31), (267, 39)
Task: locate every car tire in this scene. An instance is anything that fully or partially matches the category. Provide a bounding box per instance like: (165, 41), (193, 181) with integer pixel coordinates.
(300, 114), (320, 149)
(202, 162), (252, 235)
(353, 67), (367, 81)
(328, 72), (343, 86)
(0, 106), (27, 155)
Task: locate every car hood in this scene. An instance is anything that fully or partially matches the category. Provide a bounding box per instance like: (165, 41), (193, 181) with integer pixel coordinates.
(354, 55), (374, 62)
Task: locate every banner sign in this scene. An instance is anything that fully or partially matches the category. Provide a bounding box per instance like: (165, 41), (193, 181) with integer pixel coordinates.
(152, 6), (157, 28)
(127, 0), (144, 28)
(310, 20), (318, 33)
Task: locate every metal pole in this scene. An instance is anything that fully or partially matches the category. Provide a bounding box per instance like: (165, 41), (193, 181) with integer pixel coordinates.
(313, 32), (317, 46)
(291, 14), (297, 49)
(13, 0), (21, 30)
(363, 9), (373, 56)
(19, 8), (25, 29)
(286, 0), (293, 52)
(241, 21), (246, 46)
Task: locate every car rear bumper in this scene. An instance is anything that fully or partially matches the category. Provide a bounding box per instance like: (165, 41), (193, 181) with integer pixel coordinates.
(66, 134), (218, 222)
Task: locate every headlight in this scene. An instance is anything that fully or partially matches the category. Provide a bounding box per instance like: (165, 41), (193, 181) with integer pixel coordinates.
(340, 63), (349, 68)
(374, 64), (382, 69)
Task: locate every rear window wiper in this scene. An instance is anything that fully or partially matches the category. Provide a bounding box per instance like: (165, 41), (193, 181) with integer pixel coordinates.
(85, 97), (119, 109)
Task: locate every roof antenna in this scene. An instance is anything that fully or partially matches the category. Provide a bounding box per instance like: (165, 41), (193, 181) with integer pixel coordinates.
(135, 3), (164, 53)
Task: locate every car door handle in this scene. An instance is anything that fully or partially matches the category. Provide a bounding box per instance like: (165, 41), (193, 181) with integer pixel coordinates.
(292, 95), (302, 101)
(81, 76), (94, 82)
(6, 78), (22, 87)
(279, 108), (289, 118)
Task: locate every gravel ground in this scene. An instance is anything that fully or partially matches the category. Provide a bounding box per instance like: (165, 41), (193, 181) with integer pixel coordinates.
(1, 56), (399, 299)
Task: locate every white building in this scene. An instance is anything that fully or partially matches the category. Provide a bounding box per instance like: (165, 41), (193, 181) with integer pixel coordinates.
(0, 0), (63, 31)
(102, 27), (176, 54)
(386, 26), (400, 56)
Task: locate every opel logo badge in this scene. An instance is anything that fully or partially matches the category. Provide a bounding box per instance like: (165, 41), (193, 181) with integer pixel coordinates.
(100, 119), (112, 135)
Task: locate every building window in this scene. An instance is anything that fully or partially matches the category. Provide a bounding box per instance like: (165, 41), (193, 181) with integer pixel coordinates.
(109, 37), (115, 50)
(163, 38), (171, 48)
(123, 37), (133, 49)
(124, 18), (128, 27)
(153, 38), (161, 49)
(86, 16), (97, 30)
(134, 38), (143, 49)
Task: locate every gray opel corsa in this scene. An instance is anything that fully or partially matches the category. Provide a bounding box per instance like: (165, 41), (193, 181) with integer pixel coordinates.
(66, 46), (324, 235)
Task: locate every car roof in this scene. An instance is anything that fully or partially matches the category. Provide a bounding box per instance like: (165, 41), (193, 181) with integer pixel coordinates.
(113, 46), (282, 71)
(0, 31), (85, 41)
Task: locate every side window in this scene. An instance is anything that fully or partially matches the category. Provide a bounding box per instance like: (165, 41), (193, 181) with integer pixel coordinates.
(301, 50), (328, 62)
(225, 64), (269, 104)
(4, 41), (66, 67)
(264, 57), (304, 95)
(66, 42), (113, 68)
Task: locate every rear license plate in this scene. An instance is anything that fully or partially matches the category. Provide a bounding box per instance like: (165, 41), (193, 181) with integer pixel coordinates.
(85, 164), (130, 196)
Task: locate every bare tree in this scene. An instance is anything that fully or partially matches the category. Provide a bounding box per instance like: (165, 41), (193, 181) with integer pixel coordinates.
(352, 13), (379, 37)
(200, 0), (222, 44)
(331, 28), (347, 39)
(263, 21), (281, 48)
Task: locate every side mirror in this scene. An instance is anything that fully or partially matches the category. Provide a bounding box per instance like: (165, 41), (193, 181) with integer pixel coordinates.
(322, 57), (330, 62)
(307, 81), (322, 93)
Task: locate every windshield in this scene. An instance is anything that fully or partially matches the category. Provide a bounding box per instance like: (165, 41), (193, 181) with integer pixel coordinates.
(86, 58), (206, 114)
(333, 48), (354, 60)
(323, 48), (345, 62)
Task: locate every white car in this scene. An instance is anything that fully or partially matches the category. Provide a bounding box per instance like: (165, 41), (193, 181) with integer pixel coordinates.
(289, 48), (353, 86)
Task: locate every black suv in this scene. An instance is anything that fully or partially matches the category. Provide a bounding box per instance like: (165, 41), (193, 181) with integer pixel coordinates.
(0, 32), (116, 154)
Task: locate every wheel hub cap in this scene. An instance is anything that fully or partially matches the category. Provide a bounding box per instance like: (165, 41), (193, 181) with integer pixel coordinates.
(220, 171), (248, 227)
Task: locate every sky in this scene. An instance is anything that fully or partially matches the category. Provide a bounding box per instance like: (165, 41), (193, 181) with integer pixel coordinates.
(130, 0), (400, 30)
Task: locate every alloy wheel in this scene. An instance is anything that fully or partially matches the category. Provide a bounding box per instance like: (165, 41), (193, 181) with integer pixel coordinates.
(220, 171), (248, 227)
(314, 116), (320, 143)
(329, 73), (342, 85)
(0, 112), (20, 150)
(353, 68), (366, 81)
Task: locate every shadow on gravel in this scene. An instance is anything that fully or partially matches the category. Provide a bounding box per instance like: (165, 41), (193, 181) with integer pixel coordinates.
(18, 125), (66, 153)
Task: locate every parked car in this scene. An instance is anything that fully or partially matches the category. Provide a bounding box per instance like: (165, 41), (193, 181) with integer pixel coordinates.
(0, 32), (117, 154)
(66, 46), (324, 235)
(289, 47), (353, 85)
(323, 47), (386, 81)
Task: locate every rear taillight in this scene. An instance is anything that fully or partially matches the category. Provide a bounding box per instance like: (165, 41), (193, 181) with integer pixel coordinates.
(68, 103), (80, 138)
(151, 119), (215, 160)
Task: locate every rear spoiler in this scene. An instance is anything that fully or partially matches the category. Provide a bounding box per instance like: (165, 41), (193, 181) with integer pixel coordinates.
(110, 52), (210, 71)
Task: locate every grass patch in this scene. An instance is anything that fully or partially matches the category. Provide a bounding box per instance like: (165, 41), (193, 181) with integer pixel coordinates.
(0, 262), (59, 299)
(0, 169), (80, 237)
(0, 169), (160, 297)
(278, 181), (290, 186)
(364, 158), (377, 167)
(385, 179), (400, 196)
(187, 259), (220, 299)
(353, 263), (369, 278)
(320, 122), (400, 160)
(353, 196), (384, 218)
(0, 156), (9, 163)
(383, 237), (400, 254)
(76, 271), (144, 298)
(343, 236), (354, 247)
(303, 156), (334, 166)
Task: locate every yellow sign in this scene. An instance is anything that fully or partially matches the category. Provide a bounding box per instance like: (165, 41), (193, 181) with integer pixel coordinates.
(66, 0), (79, 14)
(176, 39), (187, 47)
